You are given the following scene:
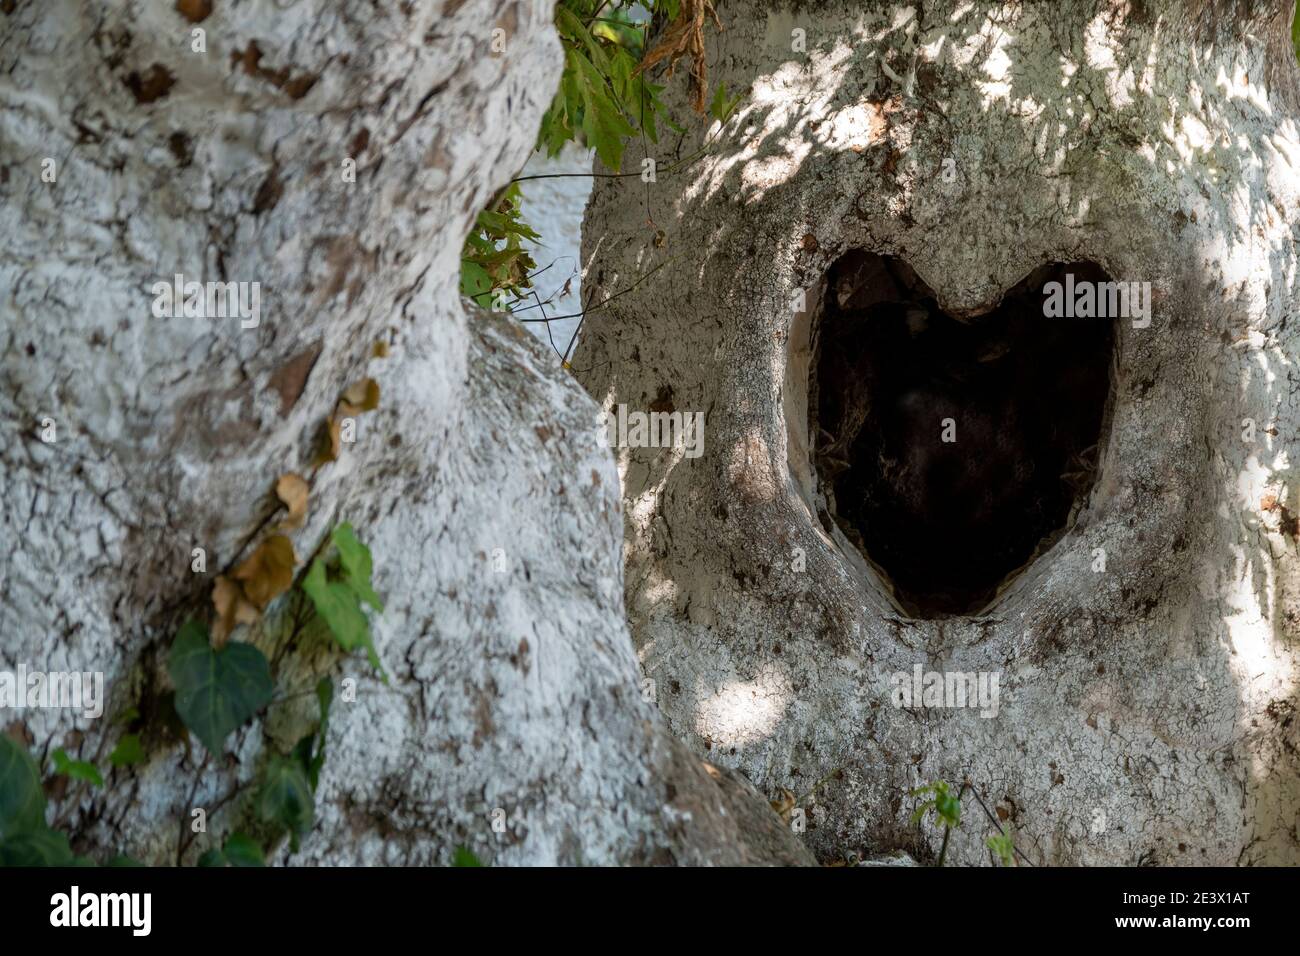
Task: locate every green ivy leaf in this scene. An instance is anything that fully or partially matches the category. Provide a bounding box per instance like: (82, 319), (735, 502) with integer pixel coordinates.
(315, 675), (334, 726)
(303, 562), (371, 653)
(199, 832), (265, 868)
(332, 523), (383, 611)
(223, 833), (266, 867)
(452, 846), (483, 867)
(168, 620), (274, 756)
(0, 736), (45, 839)
(0, 826), (77, 866)
(109, 733), (145, 768)
(308, 677), (332, 789)
(291, 677), (333, 792)
(303, 553), (384, 678)
(50, 749), (103, 788)
(257, 757), (314, 852)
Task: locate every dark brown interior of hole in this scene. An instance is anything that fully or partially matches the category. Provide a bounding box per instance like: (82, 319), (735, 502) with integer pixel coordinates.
(811, 253), (1115, 617)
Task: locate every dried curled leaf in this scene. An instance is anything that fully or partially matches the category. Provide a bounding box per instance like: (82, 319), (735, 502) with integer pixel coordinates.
(341, 377), (380, 412)
(1260, 493), (1299, 538)
(635, 0), (722, 113)
(275, 472), (309, 529)
(212, 574), (259, 646)
(311, 379), (380, 467)
(232, 534), (296, 610)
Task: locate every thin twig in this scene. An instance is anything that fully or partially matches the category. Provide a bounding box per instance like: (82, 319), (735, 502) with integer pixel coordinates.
(963, 779), (1037, 867)
(515, 254), (677, 324)
(530, 286), (565, 364)
(562, 284), (599, 366)
(175, 752), (211, 866)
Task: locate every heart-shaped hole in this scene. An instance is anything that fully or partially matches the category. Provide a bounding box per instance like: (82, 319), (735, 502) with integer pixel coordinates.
(811, 253), (1116, 617)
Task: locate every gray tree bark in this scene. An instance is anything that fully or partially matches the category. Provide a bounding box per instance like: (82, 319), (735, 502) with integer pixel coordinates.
(577, 0), (1300, 864)
(0, 0), (810, 865)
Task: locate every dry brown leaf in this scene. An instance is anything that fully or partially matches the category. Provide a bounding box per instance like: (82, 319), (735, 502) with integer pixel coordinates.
(275, 472), (309, 529)
(212, 574), (259, 646)
(372, 340), (390, 358)
(326, 415), (342, 458)
(635, 0), (722, 113)
(1261, 494), (1279, 512)
(176, 0), (212, 23)
(267, 342), (323, 416)
(312, 379), (378, 467)
(341, 377), (380, 412)
(769, 787), (797, 821)
(232, 534), (296, 609)
(314, 415), (342, 466)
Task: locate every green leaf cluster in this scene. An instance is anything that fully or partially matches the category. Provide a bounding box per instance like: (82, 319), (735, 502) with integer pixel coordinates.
(198, 832), (265, 868)
(541, 2), (683, 170)
(256, 677), (332, 854)
(986, 826), (1016, 866)
(3, 525), (383, 867)
(0, 737), (93, 865)
(461, 1), (691, 308)
(460, 183), (541, 308)
(909, 780), (962, 829)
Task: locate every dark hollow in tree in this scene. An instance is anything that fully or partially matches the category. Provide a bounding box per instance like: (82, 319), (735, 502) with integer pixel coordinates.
(811, 253), (1116, 617)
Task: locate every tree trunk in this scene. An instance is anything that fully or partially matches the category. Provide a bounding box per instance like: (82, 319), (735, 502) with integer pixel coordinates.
(576, 0), (1300, 864)
(0, 0), (810, 865)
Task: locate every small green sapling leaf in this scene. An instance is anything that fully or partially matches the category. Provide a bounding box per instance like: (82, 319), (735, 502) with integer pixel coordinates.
(109, 734), (145, 768)
(50, 749), (103, 788)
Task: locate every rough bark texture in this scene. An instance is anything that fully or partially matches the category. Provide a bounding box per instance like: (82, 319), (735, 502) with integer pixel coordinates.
(0, 0), (810, 865)
(577, 0), (1300, 864)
